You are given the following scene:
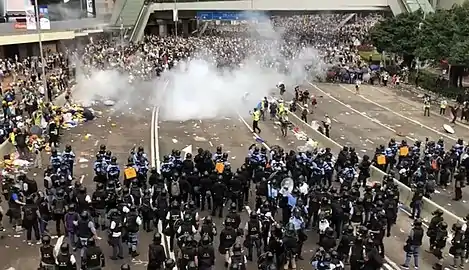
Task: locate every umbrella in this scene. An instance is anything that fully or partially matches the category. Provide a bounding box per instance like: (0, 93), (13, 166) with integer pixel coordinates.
(30, 125), (42, 136)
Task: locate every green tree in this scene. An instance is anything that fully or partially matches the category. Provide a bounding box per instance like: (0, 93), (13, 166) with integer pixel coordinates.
(416, 3), (469, 86)
(370, 10), (423, 67)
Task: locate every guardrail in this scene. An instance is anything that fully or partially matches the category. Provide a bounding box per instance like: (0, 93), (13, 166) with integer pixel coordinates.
(283, 90), (464, 230)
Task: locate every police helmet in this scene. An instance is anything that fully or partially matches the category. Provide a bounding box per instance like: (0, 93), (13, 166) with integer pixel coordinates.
(60, 242), (70, 253)
(80, 211), (89, 220)
(42, 234), (51, 245)
(204, 216), (212, 224)
(188, 200), (195, 209)
(111, 156), (117, 163)
(230, 202), (237, 211)
(413, 218), (423, 227)
(201, 234), (211, 245)
(187, 261), (197, 270)
(65, 144), (72, 151)
(439, 221), (448, 230)
(185, 235), (194, 244)
(100, 144), (106, 151)
(345, 224), (354, 234)
(186, 153), (192, 159)
(138, 146), (144, 153)
(56, 189), (65, 197)
(165, 259), (176, 269)
(153, 232), (162, 243)
(233, 243), (242, 253)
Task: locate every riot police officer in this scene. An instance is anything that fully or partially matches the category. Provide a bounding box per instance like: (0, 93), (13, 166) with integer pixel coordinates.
(77, 210), (97, 259)
(198, 234), (215, 270)
(228, 243), (247, 270)
(200, 215), (217, 242)
(83, 237), (105, 270)
(126, 205), (142, 257)
(148, 233), (166, 270)
(39, 235), (56, 270)
(244, 212), (262, 261)
(282, 223), (298, 270)
(56, 242), (77, 270)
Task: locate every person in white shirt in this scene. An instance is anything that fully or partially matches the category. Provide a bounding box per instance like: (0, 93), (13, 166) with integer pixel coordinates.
(323, 114), (332, 138)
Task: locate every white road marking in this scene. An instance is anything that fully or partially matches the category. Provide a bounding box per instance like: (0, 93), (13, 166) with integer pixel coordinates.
(365, 84), (469, 132)
(151, 105), (176, 263)
(306, 82), (417, 142)
(336, 84), (457, 141)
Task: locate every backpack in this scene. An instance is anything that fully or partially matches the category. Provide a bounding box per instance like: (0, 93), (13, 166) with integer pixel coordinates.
(24, 206), (35, 221)
(54, 198), (65, 214)
(170, 181), (180, 197)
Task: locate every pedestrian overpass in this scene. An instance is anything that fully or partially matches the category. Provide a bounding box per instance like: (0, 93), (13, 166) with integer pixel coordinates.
(110, 0), (434, 43)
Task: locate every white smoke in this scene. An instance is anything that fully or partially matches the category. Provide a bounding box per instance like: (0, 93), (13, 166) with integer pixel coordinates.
(72, 13), (328, 121)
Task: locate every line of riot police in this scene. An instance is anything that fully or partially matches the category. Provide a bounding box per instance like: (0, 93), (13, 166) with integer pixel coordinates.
(29, 139), (410, 270)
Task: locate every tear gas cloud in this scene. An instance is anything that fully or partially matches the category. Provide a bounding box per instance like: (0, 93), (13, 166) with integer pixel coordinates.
(72, 13), (328, 121)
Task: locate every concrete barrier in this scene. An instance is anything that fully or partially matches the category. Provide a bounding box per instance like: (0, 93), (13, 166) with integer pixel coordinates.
(285, 107), (465, 229)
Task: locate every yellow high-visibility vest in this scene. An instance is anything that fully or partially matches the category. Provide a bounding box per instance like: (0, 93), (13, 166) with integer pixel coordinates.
(252, 111), (260, 121)
(9, 132), (16, 145)
(34, 112), (42, 126)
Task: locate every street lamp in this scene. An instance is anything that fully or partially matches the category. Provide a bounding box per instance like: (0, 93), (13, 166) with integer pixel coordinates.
(119, 16), (124, 56)
(174, 0), (178, 37)
(34, 0), (48, 101)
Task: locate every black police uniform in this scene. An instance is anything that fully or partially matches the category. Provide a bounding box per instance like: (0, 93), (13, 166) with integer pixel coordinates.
(148, 243), (166, 270)
(40, 245), (56, 269)
(198, 244), (215, 270)
(246, 220), (261, 260)
(56, 253), (75, 270)
(84, 245), (104, 270)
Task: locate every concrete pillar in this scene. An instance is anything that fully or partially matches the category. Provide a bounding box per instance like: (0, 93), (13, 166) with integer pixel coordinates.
(159, 23), (167, 37)
(182, 20), (189, 36)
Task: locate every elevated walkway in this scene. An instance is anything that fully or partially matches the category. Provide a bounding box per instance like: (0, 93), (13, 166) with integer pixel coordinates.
(148, 0), (400, 13)
(130, 0), (412, 42)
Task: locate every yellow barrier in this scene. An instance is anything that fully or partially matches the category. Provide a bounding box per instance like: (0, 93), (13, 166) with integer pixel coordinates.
(285, 107), (465, 229)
